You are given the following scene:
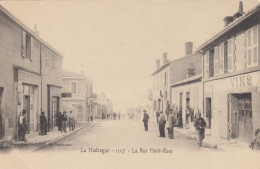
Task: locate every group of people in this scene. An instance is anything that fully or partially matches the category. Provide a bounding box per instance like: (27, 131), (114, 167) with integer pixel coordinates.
(17, 110), (76, 141)
(56, 111), (76, 133)
(142, 109), (207, 147)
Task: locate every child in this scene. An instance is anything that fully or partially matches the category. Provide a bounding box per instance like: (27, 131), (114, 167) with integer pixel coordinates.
(250, 128), (260, 150)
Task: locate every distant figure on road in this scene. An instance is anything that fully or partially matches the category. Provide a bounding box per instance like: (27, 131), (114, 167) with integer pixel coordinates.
(113, 112), (117, 120)
(118, 113), (120, 120)
(167, 109), (175, 139)
(194, 112), (206, 147)
(40, 111), (48, 136)
(250, 128), (260, 150)
(158, 111), (166, 137)
(61, 111), (68, 133)
(143, 110), (149, 131)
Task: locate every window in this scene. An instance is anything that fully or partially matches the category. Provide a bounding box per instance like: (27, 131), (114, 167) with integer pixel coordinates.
(224, 41), (228, 73)
(21, 31), (32, 60)
(70, 81), (78, 95)
(246, 26), (258, 67)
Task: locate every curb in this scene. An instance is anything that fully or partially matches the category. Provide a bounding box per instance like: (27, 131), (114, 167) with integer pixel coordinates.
(33, 123), (93, 151)
(11, 123), (93, 150)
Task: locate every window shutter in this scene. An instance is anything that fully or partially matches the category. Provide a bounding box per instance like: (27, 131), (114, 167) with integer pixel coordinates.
(30, 37), (33, 61)
(205, 52), (209, 78)
(244, 32), (248, 68)
(219, 43), (224, 74)
(21, 31), (26, 57)
(214, 46), (219, 76)
(228, 39), (233, 72)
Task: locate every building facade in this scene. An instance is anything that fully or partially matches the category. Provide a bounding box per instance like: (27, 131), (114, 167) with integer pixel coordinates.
(198, 3), (260, 142)
(0, 5), (63, 142)
(169, 47), (202, 127)
(151, 53), (170, 114)
(62, 70), (94, 122)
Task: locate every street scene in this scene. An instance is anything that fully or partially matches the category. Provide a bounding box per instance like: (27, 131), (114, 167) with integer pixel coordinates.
(0, 0), (260, 168)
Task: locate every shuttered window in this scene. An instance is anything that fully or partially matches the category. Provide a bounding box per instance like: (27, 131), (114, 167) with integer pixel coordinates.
(246, 25), (258, 67)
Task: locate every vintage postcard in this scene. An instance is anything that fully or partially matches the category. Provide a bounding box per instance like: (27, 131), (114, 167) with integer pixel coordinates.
(0, 0), (260, 169)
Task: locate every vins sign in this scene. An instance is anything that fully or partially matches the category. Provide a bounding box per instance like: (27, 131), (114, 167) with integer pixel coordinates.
(230, 74), (252, 88)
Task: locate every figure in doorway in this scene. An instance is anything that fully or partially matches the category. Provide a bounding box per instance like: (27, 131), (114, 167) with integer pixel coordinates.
(18, 110), (27, 141)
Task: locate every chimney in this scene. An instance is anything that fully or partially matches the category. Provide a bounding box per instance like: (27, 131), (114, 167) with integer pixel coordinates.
(187, 62), (195, 78)
(156, 60), (160, 69)
(223, 16), (234, 27)
(163, 52), (168, 64)
(233, 1), (244, 19)
(33, 24), (39, 35)
(185, 42), (193, 56)
(238, 1), (243, 14)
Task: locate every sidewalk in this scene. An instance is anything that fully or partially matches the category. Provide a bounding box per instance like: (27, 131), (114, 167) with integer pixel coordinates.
(12, 121), (94, 148)
(149, 120), (249, 151)
(174, 127), (249, 151)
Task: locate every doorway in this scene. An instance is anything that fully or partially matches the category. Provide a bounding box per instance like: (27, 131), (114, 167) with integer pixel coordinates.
(205, 98), (212, 129)
(52, 97), (59, 128)
(23, 95), (30, 133)
(229, 93), (253, 142)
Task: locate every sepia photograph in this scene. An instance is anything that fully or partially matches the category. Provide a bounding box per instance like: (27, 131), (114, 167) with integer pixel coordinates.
(0, 0), (260, 169)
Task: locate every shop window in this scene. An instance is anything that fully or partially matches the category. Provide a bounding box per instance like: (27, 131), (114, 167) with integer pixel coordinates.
(246, 26), (258, 67)
(70, 81), (78, 95)
(21, 31), (32, 60)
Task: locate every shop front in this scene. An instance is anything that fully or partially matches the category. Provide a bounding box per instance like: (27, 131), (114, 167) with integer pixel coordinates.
(204, 71), (260, 142)
(16, 68), (41, 135)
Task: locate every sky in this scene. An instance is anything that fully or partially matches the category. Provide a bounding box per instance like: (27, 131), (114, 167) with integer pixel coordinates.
(0, 0), (258, 112)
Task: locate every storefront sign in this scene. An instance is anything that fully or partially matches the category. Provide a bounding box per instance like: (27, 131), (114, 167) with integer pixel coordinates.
(230, 74), (252, 88)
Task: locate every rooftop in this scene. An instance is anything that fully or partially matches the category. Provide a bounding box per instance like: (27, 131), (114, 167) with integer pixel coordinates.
(197, 3), (260, 52)
(170, 73), (202, 87)
(0, 5), (63, 58)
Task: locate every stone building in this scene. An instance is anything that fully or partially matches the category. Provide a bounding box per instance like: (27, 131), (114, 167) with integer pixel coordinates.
(61, 70), (94, 122)
(197, 2), (260, 142)
(0, 5), (63, 143)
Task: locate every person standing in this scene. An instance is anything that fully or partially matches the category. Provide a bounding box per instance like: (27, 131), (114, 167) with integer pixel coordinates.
(18, 110), (27, 141)
(68, 111), (75, 132)
(167, 109), (175, 139)
(143, 110), (149, 131)
(40, 111), (48, 136)
(194, 112), (206, 147)
(61, 111), (68, 133)
(158, 111), (166, 137)
(250, 128), (260, 150)
(57, 112), (62, 131)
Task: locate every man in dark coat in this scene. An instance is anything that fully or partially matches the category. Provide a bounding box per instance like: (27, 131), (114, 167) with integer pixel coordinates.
(40, 111), (48, 136)
(167, 109), (175, 139)
(194, 112), (206, 147)
(61, 111), (68, 133)
(158, 111), (166, 137)
(18, 110), (27, 141)
(143, 110), (149, 131)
